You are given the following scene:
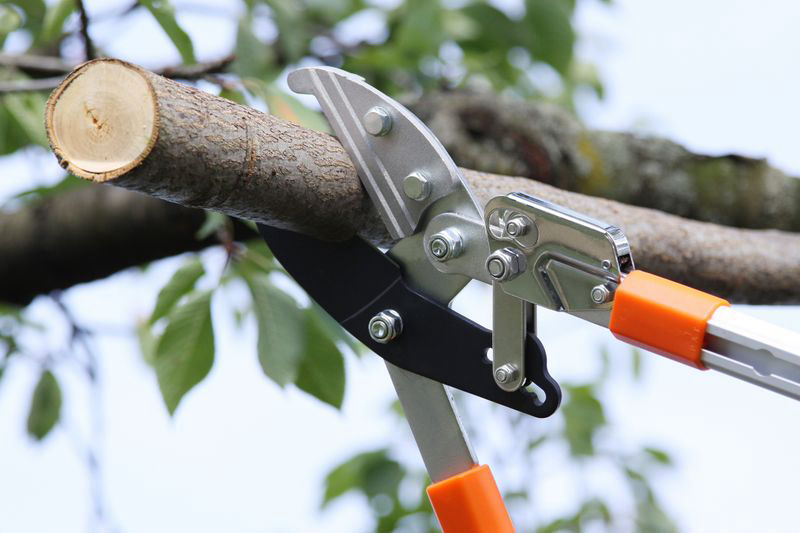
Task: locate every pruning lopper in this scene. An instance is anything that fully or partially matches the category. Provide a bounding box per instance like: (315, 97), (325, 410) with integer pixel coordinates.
(258, 67), (800, 532)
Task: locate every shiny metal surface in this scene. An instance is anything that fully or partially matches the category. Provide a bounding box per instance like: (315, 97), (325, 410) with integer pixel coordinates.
(429, 228), (463, 261)
(491, 282), (529, 391)
(288, 66), (483, 240)
(486, 247), (526, 282)
(423, 210), (492, 283)
(485, 192), (633, 317)
(402, 172), (431, 201)
(385, 231), (479, 483)
(702, 306), (800, 401)
(363, 106), (392, 136)
(385, 363), (477, 482)
(368, 310), (403, 344)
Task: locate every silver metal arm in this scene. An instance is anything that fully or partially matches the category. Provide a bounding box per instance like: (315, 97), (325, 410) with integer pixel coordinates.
(289, 66), (481, 482)
(703, 306), (800, 401)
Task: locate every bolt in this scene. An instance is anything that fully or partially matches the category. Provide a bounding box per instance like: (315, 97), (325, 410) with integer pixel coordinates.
(368, 309), (403, 344)
(429, 229), (463, 262)
(486, 247), (527, 282)
(591, 284), (611, 304)
(495, 363), (520, 385)
(601, 260), (611, 270)
(505, 216), (530, 237)
(363, 106), (393, 136)
(403, 172), (431, 201)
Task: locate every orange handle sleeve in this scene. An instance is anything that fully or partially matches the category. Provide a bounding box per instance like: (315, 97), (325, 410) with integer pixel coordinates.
(609, 271), (730, 368)
(426, 464), (514, 533)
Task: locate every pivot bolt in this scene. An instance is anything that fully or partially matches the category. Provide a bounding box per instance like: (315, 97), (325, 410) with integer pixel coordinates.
(429, 229), (463, 262)
(590, 284), (611, 304)
(486, 247), (527, 282)
(505, 216), (530, 238)
(368, 309), (403, 344)
(363, 106), (393, 136)
(403, 172), (431, 201)
(495, 363), (520, 385)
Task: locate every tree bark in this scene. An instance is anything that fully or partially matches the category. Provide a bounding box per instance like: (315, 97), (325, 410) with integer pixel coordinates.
(0, 186), (255, 305)
(413, 91), (800, 232)
(31, 58), (800, 305)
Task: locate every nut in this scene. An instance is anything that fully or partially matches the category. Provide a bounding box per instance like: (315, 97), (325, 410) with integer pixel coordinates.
(486, 247), (527, 282)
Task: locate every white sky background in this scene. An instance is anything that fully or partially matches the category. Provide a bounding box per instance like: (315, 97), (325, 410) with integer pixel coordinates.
(1, 0), (800, 531)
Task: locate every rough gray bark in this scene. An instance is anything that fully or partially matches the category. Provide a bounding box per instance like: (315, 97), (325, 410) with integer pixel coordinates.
(26, 59), (800, 305)
(0, 186), (255, 305)
(413, 91), (800, 231)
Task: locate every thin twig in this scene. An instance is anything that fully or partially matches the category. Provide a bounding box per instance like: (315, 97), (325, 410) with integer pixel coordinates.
(0, 77), (68, 93)
(51, 293), (114, 532)
(75, 0), (96, 61)
(0, 54), (235, 94)
(0, 53), (77, 74)
(155, 54), (235, 79)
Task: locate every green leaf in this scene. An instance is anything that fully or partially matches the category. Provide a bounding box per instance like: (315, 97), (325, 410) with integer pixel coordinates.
(154, 290), (214, 414)
(12, 174), (86, 204)
(140, 0), (196, 65)
(561, 384), (606, 457)
(195, 211), (228, 240)
(246, 275), (305, 386)
(231, 17), (277, 80)
(323, 449), (402, 507)
(393, 0), (444, 56)
(631, 347), (643, 381)
(150, 258), (205, 324)
(39, 0), (75, 44)
(2, 91), (49, 148)
(219, 87), (247, 105)
(26, 370), (61, 441)
(524, 0), (575, 74)
(137, 320), (157, 366)
(636, 499), (678, 533)
(242, 78), (330, 132)
(643, 447), (672, 466)
(0, 5), (21, 45)
(264, 0), (309, 63)
(294, 309), (345, 408)
(310, 302), (363, 356)
(13, 0), (46, 30)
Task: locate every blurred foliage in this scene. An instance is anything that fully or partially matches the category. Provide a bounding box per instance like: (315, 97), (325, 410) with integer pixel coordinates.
(26, 368), (61, 440)
(0, 0), (678, 531)
(323, 349), (676, 532)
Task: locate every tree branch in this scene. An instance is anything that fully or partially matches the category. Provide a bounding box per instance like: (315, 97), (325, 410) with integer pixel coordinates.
(36, 58), (800, 305)
(412, 91), (800, 232)
(75, 0), (96, 61)
(0, 54), (234, 93)
(0, 53), (76, 75)
(0, 186), (255, 305)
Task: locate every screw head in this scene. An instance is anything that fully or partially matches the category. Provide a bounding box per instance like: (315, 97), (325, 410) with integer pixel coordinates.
(368, 309), (403, 344)
(428, 229), (463, 262)
(505, 216), (530, 237)
(403, 172), (431, 201)
(363, 106), (393, 136)
(494, 363), (520, 385)
(486, 248), (526, 281)
(590, 284), (611, 304)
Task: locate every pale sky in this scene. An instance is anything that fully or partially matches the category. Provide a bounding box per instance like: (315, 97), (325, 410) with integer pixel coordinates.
(1, 1), (799, 532)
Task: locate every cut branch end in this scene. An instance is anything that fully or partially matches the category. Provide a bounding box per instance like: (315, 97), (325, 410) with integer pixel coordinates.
(46, 59), (158, 181)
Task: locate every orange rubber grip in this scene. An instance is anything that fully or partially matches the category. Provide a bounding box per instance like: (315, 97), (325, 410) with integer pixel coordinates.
(427, 465), (514, 533)
(609, 271), (729, 368)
